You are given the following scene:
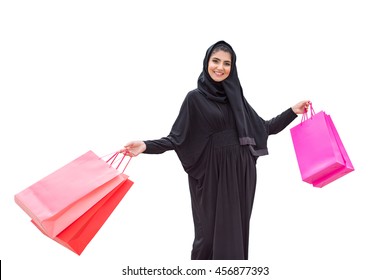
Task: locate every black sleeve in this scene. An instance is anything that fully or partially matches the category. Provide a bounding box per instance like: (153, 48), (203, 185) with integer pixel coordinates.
(143, 138), (175, 154)
(142, 91), (193, 155)
(266, 107), (298, 135)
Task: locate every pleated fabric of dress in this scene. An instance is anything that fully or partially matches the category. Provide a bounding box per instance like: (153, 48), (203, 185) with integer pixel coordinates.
(187, 101), (257, 260)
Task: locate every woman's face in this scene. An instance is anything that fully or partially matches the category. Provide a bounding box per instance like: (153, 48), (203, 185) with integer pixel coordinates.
(208, 50), (232, 82)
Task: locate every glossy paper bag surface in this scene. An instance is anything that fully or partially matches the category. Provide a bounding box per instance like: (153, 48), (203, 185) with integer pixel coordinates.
(33, 175), (133, 255)
(15, 151), (124, 237)
(290, 111), (354, 187)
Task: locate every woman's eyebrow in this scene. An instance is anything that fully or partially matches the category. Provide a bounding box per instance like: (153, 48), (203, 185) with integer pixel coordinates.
(211, 57), (231, 63)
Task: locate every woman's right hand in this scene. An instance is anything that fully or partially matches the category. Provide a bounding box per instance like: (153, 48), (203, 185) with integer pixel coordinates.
(120, 141), (146, 157)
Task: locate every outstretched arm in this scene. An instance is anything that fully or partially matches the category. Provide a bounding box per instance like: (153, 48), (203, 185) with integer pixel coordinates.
(266, 100), (311, 135)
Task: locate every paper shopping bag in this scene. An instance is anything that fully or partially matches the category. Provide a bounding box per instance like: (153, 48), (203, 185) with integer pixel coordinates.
(32, 174), (133, 255)
(290, 107), (354, 187)
(15, 150), (125, 238)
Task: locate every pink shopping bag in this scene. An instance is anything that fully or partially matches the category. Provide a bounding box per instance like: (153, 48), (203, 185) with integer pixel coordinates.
(32, 174), (133, 255)
(15, 150), (129, 238)
(290, 104), (354, 187)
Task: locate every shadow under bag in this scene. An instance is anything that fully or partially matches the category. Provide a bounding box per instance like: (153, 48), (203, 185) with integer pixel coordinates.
(290, 103), (354, 188)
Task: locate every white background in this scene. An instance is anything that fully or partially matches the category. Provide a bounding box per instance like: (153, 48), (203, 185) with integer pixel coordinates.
(1, 1), (389, 279)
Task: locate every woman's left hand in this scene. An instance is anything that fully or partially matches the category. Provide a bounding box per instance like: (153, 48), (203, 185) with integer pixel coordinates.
(292, 100), (311, 115)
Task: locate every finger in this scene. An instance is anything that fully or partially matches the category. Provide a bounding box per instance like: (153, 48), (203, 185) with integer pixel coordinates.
(122, 150), (132, 157)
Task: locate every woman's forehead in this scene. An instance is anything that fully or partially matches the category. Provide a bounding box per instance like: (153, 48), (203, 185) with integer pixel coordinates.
(210, 50), (232, 61)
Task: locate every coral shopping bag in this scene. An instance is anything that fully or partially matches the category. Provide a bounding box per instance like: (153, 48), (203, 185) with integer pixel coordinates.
(15, 150), (133, 254)
(33, 174), (133, 255)
(290, 104), (354, 187)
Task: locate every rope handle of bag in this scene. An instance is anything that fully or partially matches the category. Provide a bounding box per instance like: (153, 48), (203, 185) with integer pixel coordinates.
(101, 151), (132, 173)
(301, 101), (316, 123)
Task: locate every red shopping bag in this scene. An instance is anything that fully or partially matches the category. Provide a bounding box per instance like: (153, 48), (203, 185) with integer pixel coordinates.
(290, 103), (354, 187)
(33, 174), (133, 255)
(15, 150), (133, 254)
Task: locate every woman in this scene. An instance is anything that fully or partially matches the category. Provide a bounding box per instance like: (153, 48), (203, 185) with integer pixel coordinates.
(121, 41), (309, 260)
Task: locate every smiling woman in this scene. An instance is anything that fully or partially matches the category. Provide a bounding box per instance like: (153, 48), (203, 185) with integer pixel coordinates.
(207, 44), (232, 82)
(121, 41), (309, 260)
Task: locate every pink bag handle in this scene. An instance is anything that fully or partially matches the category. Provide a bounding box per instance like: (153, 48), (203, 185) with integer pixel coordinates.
(103, 152), (132, 173)
(301, 101), (315, 123)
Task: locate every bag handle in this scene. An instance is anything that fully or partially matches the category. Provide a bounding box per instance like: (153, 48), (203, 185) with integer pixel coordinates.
(102, 152), (132, 174)
(301, 101), (316, 123)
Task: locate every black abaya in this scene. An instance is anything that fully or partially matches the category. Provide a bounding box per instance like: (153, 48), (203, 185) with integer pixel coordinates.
(144, 89), (297, 260)
(143, 40), (297, 259)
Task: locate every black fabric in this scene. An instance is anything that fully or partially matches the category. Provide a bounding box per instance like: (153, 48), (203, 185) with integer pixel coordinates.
(144, 90), (297, 178)
(197, 40), (295, 156)
(143, 41), (298, 260)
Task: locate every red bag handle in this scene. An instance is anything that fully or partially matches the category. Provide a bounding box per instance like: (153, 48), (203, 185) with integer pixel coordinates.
(103, 152), (132, 173)
(301, 101), (316, 123)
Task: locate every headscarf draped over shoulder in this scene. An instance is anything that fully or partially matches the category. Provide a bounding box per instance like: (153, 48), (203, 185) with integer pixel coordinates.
(164, 41), (296, 177)
(198, 40), (293, 156)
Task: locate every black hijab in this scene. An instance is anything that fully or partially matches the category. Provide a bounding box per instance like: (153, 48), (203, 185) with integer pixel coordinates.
(197, 40), (268, 156)
(154, 40), (296, 176)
